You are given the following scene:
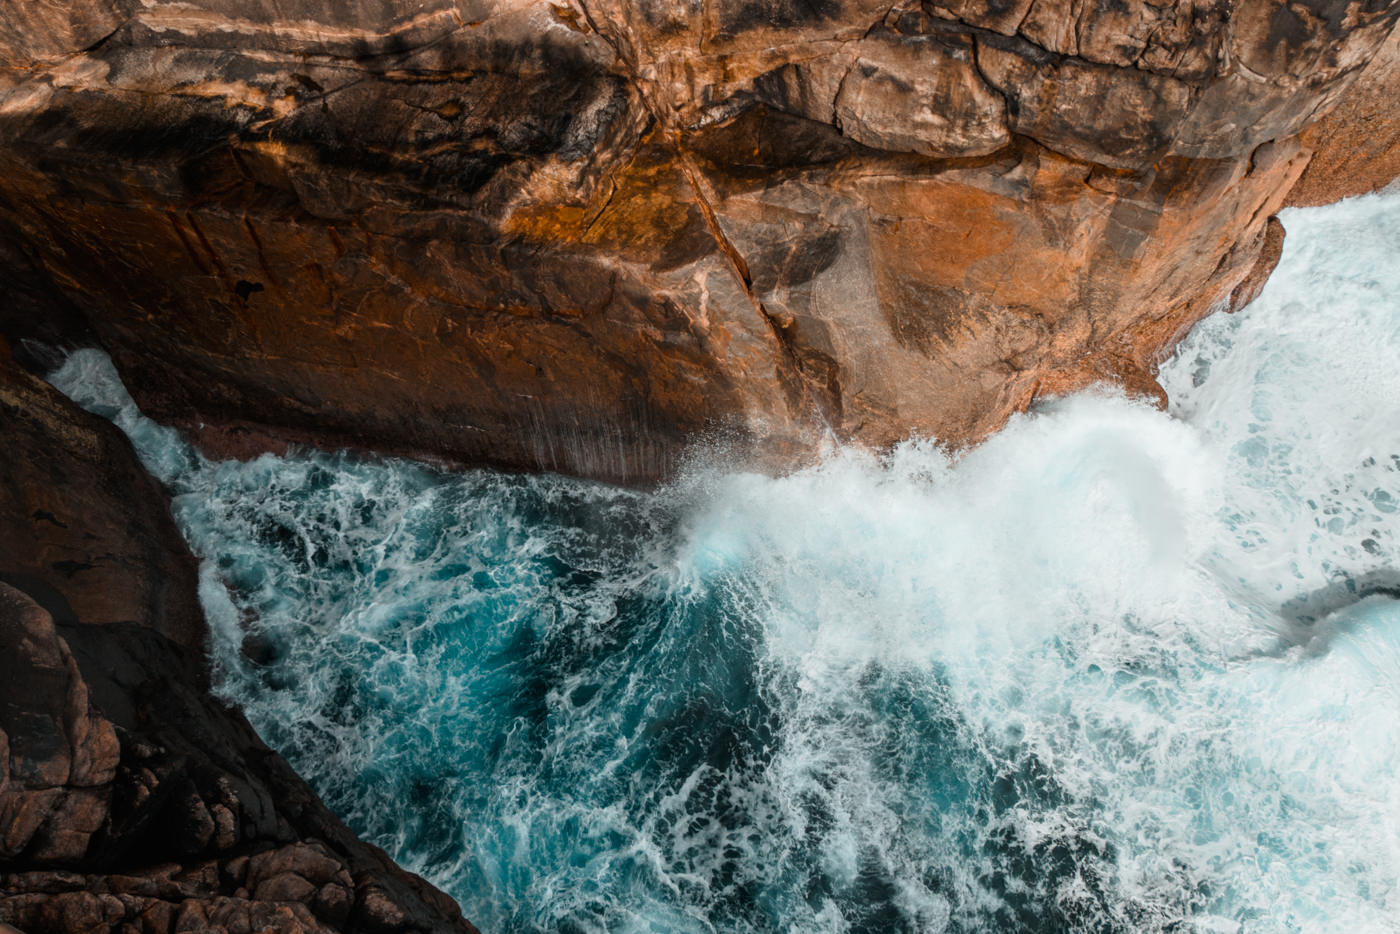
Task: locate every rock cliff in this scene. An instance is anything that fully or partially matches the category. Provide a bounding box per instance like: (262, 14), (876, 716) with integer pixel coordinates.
(1, 347), (202, 650)
(1287, 19), (1400, 206)
(2, 4), (1399, 931)
(0, 349), (478, 934)
(2, 1), (1396, 482)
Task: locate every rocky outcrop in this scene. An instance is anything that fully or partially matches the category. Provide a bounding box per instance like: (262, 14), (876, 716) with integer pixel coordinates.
(0, 340), (202, 650)
(0, 586), (476, 934)
(0, 351), (477, 933)
(1288, 20), (1400, 206)
(1, 7), (1397, 930)
(2, 1), (1395, 482)
(0, 583), (120, 871)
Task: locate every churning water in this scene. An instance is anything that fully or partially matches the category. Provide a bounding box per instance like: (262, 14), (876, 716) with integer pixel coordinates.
(52, 190), (1400, 933)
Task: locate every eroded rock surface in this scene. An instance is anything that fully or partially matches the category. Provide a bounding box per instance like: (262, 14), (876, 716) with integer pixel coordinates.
(0, 353), (477, 933)
(0, 341), (202, 650)
(0, 589), (476, 934)
(1288, 20), (1400, 206)
(0, 1), (1397, 482)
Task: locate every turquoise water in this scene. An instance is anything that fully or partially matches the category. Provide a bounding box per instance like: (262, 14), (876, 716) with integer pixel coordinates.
(52, 190), (1400, 933)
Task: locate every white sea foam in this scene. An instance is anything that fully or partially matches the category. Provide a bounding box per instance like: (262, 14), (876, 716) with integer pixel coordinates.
(47, 190), (1400, 933)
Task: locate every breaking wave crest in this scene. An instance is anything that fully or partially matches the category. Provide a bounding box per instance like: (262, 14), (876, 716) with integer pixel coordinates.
(51, 190), (1400, 933)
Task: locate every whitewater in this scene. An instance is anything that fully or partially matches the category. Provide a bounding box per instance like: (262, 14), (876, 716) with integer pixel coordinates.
(52, 189), (1400, 933)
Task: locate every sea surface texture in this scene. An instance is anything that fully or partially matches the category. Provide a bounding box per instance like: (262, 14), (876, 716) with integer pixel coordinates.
(52, 190), (1400, 933)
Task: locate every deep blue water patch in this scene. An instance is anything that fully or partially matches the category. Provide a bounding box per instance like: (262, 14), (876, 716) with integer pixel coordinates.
(50, 190), (1400, 933)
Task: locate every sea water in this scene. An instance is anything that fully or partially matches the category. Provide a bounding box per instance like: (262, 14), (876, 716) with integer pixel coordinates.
(51, 189), (1400, 933)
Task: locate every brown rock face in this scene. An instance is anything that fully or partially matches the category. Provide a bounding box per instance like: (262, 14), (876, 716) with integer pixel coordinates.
(0, 341), (202, 650)
(0, 596), (476, 934)
(0, 584), (120, 865)
(0, 1), (1397, 482)
(0, 356), (477, 933)
(1288, 21), (1400, 207)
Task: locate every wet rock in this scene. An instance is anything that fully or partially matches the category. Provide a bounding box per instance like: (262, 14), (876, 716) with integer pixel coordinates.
(240, 630), (282, 668)
(1229, 216), (1287, 312)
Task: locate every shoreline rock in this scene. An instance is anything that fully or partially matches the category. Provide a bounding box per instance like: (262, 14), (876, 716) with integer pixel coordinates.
(1288, 21), (1400, 208)
(3, 5), (1400, 930)
(0, 345), (203, 651)
(0, 351), (477, 934)
(2, 1), (1396, 483)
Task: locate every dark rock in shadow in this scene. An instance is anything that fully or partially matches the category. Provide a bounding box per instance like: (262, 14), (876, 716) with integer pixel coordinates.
(0, 352), (478, 933)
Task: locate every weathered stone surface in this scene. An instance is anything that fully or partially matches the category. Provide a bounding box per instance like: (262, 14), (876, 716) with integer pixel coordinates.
(972, 32), (1196, 169)
(0, 583), (119, 866)
(0, 342), (202, 649)
(0, 580), (476, 933)
(755, 26), (1009, 157)
(0, 0), (126, 63)
(1230, 215), (1288, 312)
(0, 358), (478, 932)
(1289, 21), (1400, 206)
(0, 0), (1397, 485)
(0, 9), (1396, 931)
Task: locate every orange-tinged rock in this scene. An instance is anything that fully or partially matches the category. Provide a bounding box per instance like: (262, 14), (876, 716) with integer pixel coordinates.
(0, 0), (1396, 482)
(1288, 22), (1400, 207)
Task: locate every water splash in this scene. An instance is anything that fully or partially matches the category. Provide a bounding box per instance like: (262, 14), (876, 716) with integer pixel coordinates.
(50, 190), (1400, 933)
